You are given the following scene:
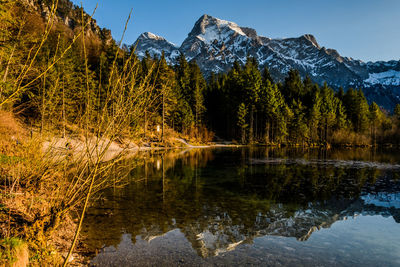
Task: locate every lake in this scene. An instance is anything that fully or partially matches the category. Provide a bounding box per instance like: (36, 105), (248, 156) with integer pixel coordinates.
(83, 147), (400, 266)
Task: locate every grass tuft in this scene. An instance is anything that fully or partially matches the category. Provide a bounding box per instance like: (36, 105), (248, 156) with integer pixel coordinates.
(0, 237), (29, 266)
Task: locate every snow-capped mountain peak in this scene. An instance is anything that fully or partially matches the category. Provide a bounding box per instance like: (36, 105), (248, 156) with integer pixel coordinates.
(137, 32), (178, 48)
(134, 31), (179, 63)
(189, 14), (247, 44)
(140, 32), (169, 42)
(301, 34), (320, 49)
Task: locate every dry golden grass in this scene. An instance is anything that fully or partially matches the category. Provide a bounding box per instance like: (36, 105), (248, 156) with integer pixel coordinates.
(0, 110), (68, 265)
(331, 129), (371, 146)
(0, 110), (27, 155)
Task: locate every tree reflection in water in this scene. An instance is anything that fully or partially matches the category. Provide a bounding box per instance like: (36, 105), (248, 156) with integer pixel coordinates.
(83, 147), (400, 266)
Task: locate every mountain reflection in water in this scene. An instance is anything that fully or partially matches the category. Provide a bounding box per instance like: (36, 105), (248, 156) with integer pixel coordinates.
(84, 148), (400, 266)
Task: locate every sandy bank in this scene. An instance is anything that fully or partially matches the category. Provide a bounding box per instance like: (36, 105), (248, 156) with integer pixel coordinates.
(42, 136), (241, 161)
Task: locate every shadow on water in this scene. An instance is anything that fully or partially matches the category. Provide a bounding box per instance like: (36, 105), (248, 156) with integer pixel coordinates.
(83, 147), (400, 266)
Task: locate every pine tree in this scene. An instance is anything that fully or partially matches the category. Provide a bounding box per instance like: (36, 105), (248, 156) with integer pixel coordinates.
(308, 85), (321, 143)
(261, 66), (273, 84)
(320, 83), (338, 143)
(237, 103), (248, 144)
(156, 52), (178, 139)
(290, 99), (309, 144)
(242, 57), (262, 143)
(335, 102), (348, 130)
(189, 61), (206, 128)
(343, 88), (369, 133)
(356, 88), (370, 133)
(260, 80), (285, 143)
(336, 87), (345, 101)
(277, 105), (293, 143)
(302, 75), (314, 107)
(175, 52), (191, 101)
(369, 102), (382, 145)
(174, 53), (193, 133)
(283, 69), (304, 104)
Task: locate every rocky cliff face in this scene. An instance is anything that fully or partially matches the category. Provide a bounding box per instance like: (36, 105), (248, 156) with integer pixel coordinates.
(133, 14), (400, 110)
(21, 0), (113, 44)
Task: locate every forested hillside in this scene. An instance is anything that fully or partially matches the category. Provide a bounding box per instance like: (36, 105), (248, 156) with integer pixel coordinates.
(206, 60), (399, 146)
(1, 0), (400, 147)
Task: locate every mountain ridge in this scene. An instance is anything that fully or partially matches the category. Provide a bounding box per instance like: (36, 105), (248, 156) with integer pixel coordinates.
(133, 14), (400, 110)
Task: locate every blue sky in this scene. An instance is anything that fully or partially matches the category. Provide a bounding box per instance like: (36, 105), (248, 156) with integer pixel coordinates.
(70, 0), (400, 62)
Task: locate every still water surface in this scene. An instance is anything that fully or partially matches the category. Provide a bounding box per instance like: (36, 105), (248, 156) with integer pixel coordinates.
(84, 148), (400, 266)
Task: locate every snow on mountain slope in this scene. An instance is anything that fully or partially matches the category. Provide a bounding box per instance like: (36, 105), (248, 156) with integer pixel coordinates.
(134, 32), (179, 63)
(132, 14), (400, 110)
(364, 70), (400, 86)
